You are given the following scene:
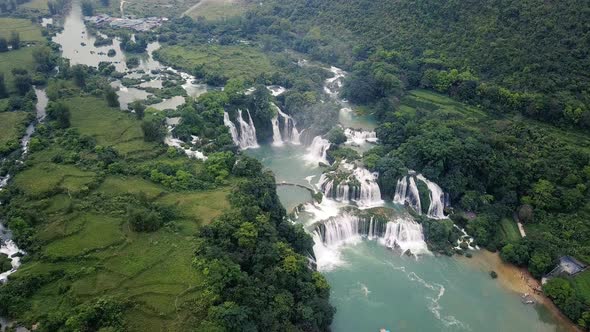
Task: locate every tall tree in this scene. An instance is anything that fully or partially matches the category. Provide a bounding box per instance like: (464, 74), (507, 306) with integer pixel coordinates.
(0, 38), (8, 52)
(105, 87), (119, 107)
(9, 31), (19, 50)
(0, 74), (7, 98)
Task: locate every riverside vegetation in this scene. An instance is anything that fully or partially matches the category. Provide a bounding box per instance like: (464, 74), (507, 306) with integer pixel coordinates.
(154, 0), (590, 328)
(0, 2), (332, 331)
(0, 0), (589, 330)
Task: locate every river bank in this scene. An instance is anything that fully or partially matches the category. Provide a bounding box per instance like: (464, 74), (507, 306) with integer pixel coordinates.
(462, 250), (581, 332)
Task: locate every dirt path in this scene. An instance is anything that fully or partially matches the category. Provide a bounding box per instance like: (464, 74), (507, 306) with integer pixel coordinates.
(181, 0), (239, 18)
(181, 0), (203, 17)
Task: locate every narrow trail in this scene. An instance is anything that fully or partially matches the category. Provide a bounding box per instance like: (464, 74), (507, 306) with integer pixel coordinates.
(181, 0), (203, 17)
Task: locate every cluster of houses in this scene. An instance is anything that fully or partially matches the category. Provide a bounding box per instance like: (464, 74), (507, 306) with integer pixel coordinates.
(84, 14), (167, 32)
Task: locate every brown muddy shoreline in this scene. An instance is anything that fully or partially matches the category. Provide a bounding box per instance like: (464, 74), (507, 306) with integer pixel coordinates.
(460, 250), (581, 332)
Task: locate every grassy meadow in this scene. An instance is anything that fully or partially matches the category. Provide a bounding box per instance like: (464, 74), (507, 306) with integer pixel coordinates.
(18, 0), (50, 15)
(0, 47), (38, 90)
(6, 94), (231, 331)
(155, 44), (275, 83)
(64, 96), (157, 156)
(0, 111), (29, 146)
(185, 0), (248, 21)
(0, 18), (44, 42)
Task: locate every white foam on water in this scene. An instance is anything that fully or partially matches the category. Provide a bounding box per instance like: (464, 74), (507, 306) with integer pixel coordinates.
(385, 262), (469, 330)
(164, 127), (207, 160)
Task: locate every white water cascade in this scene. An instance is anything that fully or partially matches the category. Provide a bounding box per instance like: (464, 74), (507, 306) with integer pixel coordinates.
(417, 174), (446, 219)
(353, 167), (383, 206)
(394, 173), (448, 219)
(344, 128), (378, 146)
(305, 136), (331, 165)
(0, 224), (25, 283)
(223, 111), (240, 145)
(0, 90), (45, 284)
(318, 163), (383, 207)
(271, 104), (301, 145)
(393, 175), (421, 213)
(223, 110), (259, 150)
(381, 219), (430, 255)
(324, 66), (346, 98)
(271, 115), (283, 146)
(312, 213), (430, 270)
(237, 110), (259, 149)
(164, 128), (207, 161)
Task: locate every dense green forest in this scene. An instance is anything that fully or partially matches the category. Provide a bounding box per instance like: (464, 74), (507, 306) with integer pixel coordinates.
(175, 0), (590, 129)
(0, 3), (333, 331)
(153, 0), (590, 327)
(2, 0), (590, 329)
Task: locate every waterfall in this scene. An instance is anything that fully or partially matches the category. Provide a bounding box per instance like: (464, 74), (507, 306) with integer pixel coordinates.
(271, 114), (283, 146)
(164, 128), (207, 161)
(237, 110), (259, 149)
(316, 214), (364, 247)
(393, 175), (421, 214)
(381, 219), (430, 255)
(407, 176), (422, 214)
(416, 174), (447, 219)
(223, 111), (240, 146)
(272, 104), (300, 144)
(393, 176), (408, 204)
(367, 216), (375, 239)
(318, 163), (383, 207)
(0, 223), (25, 283)
(224, 110), (259, 150)
(394, 173), (448, 219)
(312, 213), (430, 270)
(305, 136), (331, 165)
(267, 85), (286, 96)
(324, 66), (346, 98)
(352, 167), (382, 206)
(344, 128), (378, 146)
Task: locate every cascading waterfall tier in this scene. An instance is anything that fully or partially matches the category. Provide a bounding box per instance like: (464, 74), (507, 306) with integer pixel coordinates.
(271, 103), (301, 146)
(223, 110), (259, 150)
(394, 172), (448, 219)
(344, 128), (378, 146)
(164, 127), (207, 161)
(312, 213), (430, 260)
(318, 162), (383, 207)
(305, 136), (331, 165)
(324, 66), (346, 98)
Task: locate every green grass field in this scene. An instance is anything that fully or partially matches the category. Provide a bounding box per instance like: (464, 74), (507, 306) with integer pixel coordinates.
(116, 0), (198, 18)
(97, 176), (167, 199)
(19, 0), (50, 14)
(499, 218), (521, 242)
(157, 189), (229, 224)
(156, 44), (275, 82)
(0, 47), (38, 90)
(0, 111), (28, 146)
(0, 18), (44, 42)
(186, 0), (247, 21)
(44, 214), (125, 258)
(13, 163), (96, 197)
(6, 88), (231, 330)
(65, 96), (156, 155)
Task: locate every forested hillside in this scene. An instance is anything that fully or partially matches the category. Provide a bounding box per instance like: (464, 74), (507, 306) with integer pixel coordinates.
(190, 0), (590, 326)
(240, 0), (590, 128)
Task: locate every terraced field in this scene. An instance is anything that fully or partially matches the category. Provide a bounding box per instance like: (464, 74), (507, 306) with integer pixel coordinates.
(6, 95), (231, 331)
